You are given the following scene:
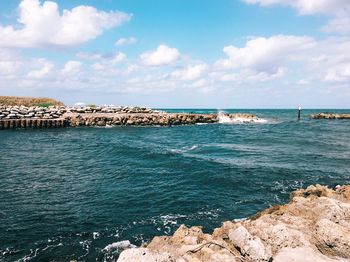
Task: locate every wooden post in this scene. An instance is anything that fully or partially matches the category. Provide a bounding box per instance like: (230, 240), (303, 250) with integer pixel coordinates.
(297, 106), (301, 121)
(21, 119), (26, 128)
(26, 119), (32, 128)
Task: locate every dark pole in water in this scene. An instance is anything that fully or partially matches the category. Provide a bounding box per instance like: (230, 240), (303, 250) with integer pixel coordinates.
(297, 106), (301, 121)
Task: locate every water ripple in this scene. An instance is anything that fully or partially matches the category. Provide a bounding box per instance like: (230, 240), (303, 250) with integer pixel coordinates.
(1, 109), (350, 261)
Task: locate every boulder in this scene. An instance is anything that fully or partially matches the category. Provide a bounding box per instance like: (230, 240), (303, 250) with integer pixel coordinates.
(228, 226), (272, 261)
(118, 185), (350, 262)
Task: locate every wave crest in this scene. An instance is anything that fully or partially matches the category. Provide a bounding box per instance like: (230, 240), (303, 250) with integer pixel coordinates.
(217, 111), (268, 124)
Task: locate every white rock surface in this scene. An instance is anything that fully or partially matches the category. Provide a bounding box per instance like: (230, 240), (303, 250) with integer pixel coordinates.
(117, 185), (350, 262)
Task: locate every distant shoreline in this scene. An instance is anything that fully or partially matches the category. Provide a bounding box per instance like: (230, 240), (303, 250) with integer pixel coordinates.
(1, 104), (350, 130)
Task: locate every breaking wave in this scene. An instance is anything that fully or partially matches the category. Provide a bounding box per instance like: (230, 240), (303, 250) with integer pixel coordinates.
(217, 111), (268, 124)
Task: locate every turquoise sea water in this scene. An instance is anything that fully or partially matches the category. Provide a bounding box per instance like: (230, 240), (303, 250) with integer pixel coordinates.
(1, 109), (350, 261)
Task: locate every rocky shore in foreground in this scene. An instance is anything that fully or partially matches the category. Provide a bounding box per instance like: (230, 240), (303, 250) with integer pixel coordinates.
(0, 105), (259, 129)
(118, 185), (350, 262)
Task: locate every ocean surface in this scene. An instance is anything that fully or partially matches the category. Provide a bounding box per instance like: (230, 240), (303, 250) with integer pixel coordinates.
(1, 109), (350, 261)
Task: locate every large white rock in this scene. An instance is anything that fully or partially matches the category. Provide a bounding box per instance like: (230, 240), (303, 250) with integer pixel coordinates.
(228, 226), (272, 261)
(118, 248), (173, 262)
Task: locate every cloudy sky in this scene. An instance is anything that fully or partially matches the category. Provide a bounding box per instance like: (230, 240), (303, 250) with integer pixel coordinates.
(0, 0), (350, 108)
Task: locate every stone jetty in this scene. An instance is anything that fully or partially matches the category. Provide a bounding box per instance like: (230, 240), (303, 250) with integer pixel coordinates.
(0, 105), (258, 129)
(311, 113), (350, 119)
(66, 112), (218, 127)
(0, 105), (155, 120)
(118, 184), (350, 262)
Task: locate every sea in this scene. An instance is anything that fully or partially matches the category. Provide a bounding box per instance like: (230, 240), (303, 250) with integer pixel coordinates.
(1, 109), (349, 261)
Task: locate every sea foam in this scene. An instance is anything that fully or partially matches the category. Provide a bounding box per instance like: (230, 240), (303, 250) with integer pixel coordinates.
(170, 145), (198, 153)
(103, 240), (136, 252)
(217, 111), (268, 124)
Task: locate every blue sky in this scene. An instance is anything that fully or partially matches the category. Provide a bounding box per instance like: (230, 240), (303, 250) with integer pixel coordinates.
(0, 0), (349, 108)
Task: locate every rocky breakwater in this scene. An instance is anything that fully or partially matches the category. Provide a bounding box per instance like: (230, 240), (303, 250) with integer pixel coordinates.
(311, 113), (350, 119)
(67, 113), (218, 127)
(66, 112), (259, 127)
(0, 105), (70, 129)
(0, 105), (161, 129)
(0, 105), (155, 120)
(0, 105), (66, 119)
(118, 184), (350, 262)
(0, 105), (261, 129)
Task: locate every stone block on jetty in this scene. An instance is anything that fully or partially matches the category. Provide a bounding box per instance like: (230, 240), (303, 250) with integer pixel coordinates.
(118, 185), (350, 262)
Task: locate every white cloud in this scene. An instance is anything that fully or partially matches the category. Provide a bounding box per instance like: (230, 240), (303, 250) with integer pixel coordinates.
(213, 35), (350, 86)
(115, 37), (137, 46)
(91, 63), (105, 71)
(242, 0), (350, 15)
(170, 64), (207, 80)
(191, 79), (208, 88)
(62, 60), (82, 75)
(90, 52), (126, 73)
(0, 49), (22, 77)
(305, 37), (350, 83)
(0, 61), (20, 76)
(322, 17), (350, 34)
(298, 79), (310, 85)
(125, 64), (139, 74)
(216, 67), (286, 83)
(215, 35), (314, 73)
(111, 52), (126, 64)
(76, 52), (104, 60)
(2, 33), (350, 106)
(77, 51), (126, 65)
(324, 63), (350, 82)
(0, 0), (132, 48)
(213, 36), (350, 86)
(27, 58), (54, 78)
(140, 45), (180, 66)
(243, 0), (350, 34)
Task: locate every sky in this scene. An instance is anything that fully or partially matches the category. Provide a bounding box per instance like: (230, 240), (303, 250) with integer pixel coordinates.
(0, 0), (350, 108)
